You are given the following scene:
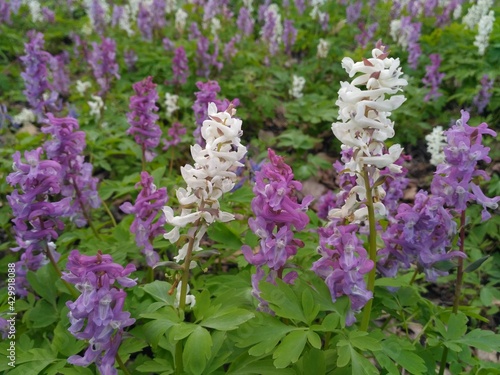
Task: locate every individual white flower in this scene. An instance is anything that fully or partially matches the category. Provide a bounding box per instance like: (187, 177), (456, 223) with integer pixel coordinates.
(243, 0), (253, 12)
(163, 102), (247, 262)
(310, 0), (326, 20)
(118, 5), (135, 36)
(463, 0), (493, 29)
(27, 0), (43, 22)
(175, 8), (188, 32)
(88, 95), (105, 119)
(165, 0), (176, 14)
(474, 10), (495, 55)
(13, 108), (36, 125)
(81, 22), (93, 35)
(289, 75), (306, 99)
(317, 38), (329, 59)
(261, 4), (282, 42)
(425, 126), (446, 166)
(164, 93), (179, 117)
(174, 281), (196, 308)
(76, 80), (92, 96)
(211, 18), (221, 37)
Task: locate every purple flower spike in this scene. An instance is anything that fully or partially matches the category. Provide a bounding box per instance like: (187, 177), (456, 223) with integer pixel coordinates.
(172, 46), (189, 85)
(120, 172), (169, 267)
(42, 114), (100, 227)
(63, 250), (136, 375)
(282, 19), (297, 55)
(88, 37), (120, 96)
(422, 53), (445, 102)
(431, 110), (499, 220)
(126, 76), (161, 163)
(473, 74), (494, 114)
(162, 122), (187, 151)
(20, 31), (54, 116)
(244, 149), (313, 311)
(237, 7), (254, 37)
(7, 148), (70, 296)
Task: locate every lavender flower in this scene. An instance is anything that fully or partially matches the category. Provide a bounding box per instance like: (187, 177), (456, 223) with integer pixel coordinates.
(151, 0), (167, 30)
(294, 0), (306, 14)
(120, 172), (168, 267)
(50, 53), (71, 97)
(20, 31), (53, 116)
(0, 0), (11, 24)
(172, 46), (189, 85)
(379, 190), (461, 281)
(188, 22), (202, 40)
(282, 19), (297, 55)
(88, 37), (120, 96)
(237, 7), (254, 37)
(431, 110), (499, 220)
(126, 76), (161, 163)
(62, 250), (136, 375)
(473, 74), (494, 114)
(42, 114), (100, 227)
(162, 122), (187, 151)
(42, 7), (55, 22)
(346, 1), (362, 23)
(196, 36), (223, 78)
(261, 4), (282, 56)
(242, 149), (313, 311)
(163, 37), (175, 51)
(137, 3), (153, 41)
(224, 36), (239, 61)
(6, 148), (70, 296)
(355, 22), (378, 49)
(312, 223), (374, 325)
(422, 54), (445, 102)
(124, 50), (138, 71)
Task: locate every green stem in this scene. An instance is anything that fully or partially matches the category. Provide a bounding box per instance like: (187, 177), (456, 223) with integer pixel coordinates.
(409, 268), (419, 285)
(175, 340), (184, 375)
(141, 145), (146, 172)
(147, 267), (154, 284)
(45, 243), (79, 299)
(178, 225), (200, 311)
(116, 352), (131, 375)
(439, 210), (466, 375)
(360, 167), (378, 332)
(102, 199), (118, 227)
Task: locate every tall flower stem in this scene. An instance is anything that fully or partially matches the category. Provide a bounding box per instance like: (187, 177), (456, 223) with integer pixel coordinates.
(360, 167), (378, 332)
(45, 243), (79, 299)
(439, 210), (466, 375)
(116, 353), (132, 375)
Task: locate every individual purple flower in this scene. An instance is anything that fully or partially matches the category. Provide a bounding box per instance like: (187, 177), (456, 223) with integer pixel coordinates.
(162, 122), (187, 151)
(6, 148), (70, 296)
(42, 7), (55, 23)
(111, 5), (123, 27)
(151, 0), (167, 30)
(0, 0), (11, 25)
(171, 46), (189, 85)
(120, 172), (168, 267)
(379, 190), (462, 281)
(137, 3), (153, 41)
(261, 4), (281, 56)
(401, 17), (421, 69)
(355, 22), (378, 49)
(126, 76), (161, 163)
(473, 74), (494, 114)
(62, 250), (136, 375)
(188, 22), (202, 40)
(282, 19), (297, 55)
(87, 0), (108, 35)
(422, 53), (445, 102)
(88, 37), (120, 96)
(42, 114), (100, 227)
(346, 1), (362, 23)
(242, 149), (313, 311)
(0, 317), (9, 339)
(224, 36), (239, 60)
(431, 110), (499, 221)
(237, 7), (254, 37)
(163, 37), (175, 51)
(50, 53), (71, 97)
(124, 50), (138, 71)
(196, 36), (223, 78)
(312, 223), (374, 325)
(316, 191), (336, 220)
(294, 0), (305, 14)
(10, 0), (21, 14)
(20, 31), (53, 116)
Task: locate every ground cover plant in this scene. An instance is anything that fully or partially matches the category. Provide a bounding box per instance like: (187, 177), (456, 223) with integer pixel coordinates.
(1, 0), (500, 374)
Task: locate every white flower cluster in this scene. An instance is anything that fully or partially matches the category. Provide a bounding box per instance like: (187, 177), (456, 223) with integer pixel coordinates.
(118, 5), (135, 37)
(13, 108), (36, 125)
(211, 18), (221, 37)
(262, 4), (283, 43)
(330, 42), (408, 222)
(83, 0), (111, 30)
(88, 95), (105, 120)
(425, 126), (446, 166)
(26, 0), (43, 23)
(165, 0), (176, 14)
(164, 93), (179, 118)
(463, 0), (493, 29)
(76, 80), (92, 96)
(163, 103), (247, 263)
(175, 8), (188, 33)
(317, 38), (329, 59)
(474, 10), (495, 55)
(174, 281), (196, 308)
(243, 0), (254, 12)
(310, 0), (327, 20)
(289, 75), (306, 99)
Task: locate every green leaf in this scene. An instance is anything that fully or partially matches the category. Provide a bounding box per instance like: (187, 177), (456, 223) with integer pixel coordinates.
(172, 322), (197, 340)
(457, 329), (500, 352)
(27, 299), (58, 328)
(136, 358), (173, 373)
(206, 222), (243, 251)
(381, 337), (426, 375)
(464, 255), (490, 273)
(350, 346), (379, 375)
(141, 281), (175, 305)
(259, 279), (307, 323)
(183, 326), (212, 375)
(307, 331), (322, 349)
(273, 330), (308, 368)
(201, 308), (254, 331)
(336, 343), (351, 368)
(26, 266), (58, 305)
(373, 352), (400, 375)
(302, 288), (320, 324)
(302, 348), (326, 375)
(446, 312), (468, 341)
(349, 331), (382, 351)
